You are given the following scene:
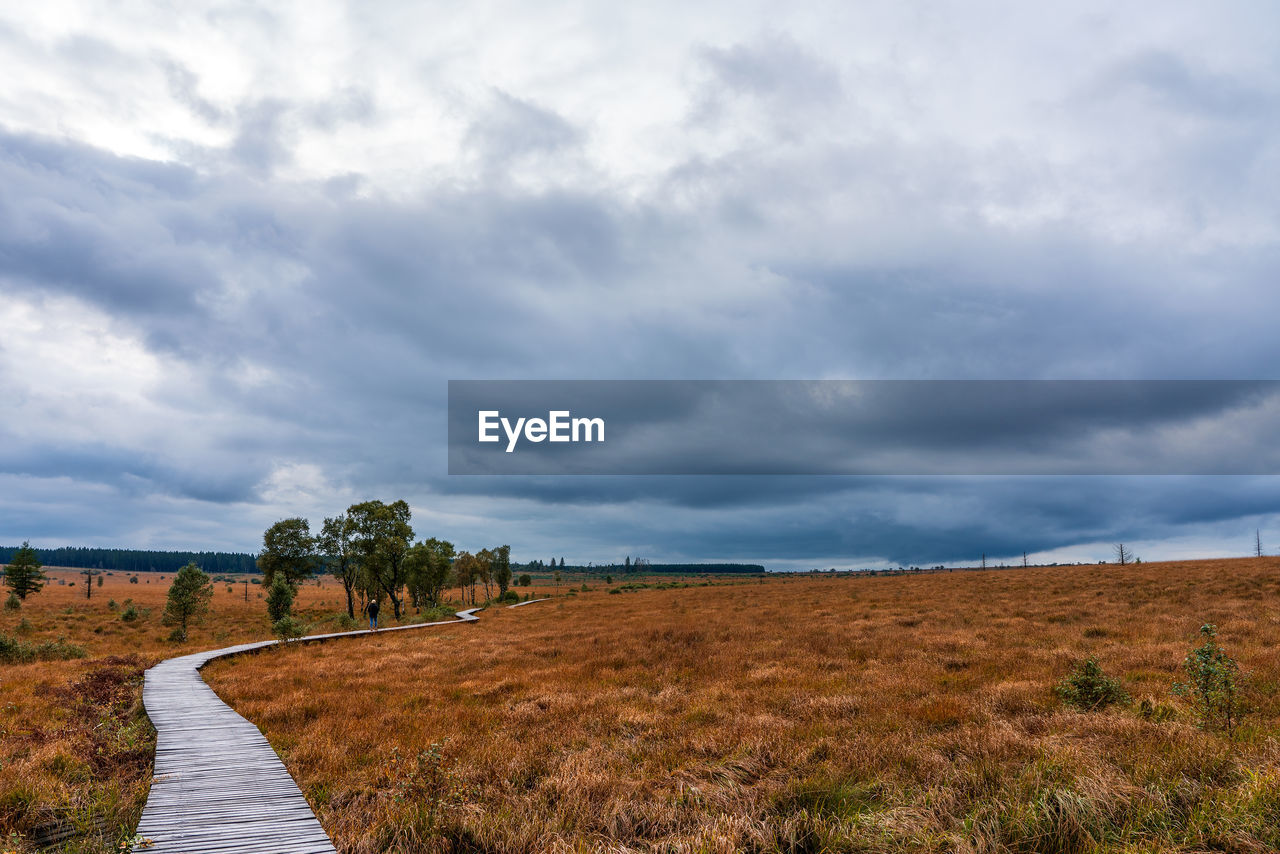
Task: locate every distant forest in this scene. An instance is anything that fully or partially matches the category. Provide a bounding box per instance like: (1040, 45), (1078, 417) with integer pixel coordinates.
(523, 559), (766, 575)
(0, 546), (257, 575)
(0, 545), (765, 577)
(636, 563), (765, 574)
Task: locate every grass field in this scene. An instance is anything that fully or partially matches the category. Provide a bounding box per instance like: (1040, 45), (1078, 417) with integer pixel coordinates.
(4, 559), (1280, 852)
(200, 558), (1280, 853)
(0, 568), (563, 852)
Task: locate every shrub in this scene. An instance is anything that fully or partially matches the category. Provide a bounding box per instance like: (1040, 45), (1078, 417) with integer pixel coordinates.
(333, 613), (358, 631)
(0, 633), (87, 664)
(273, 615), (309, 642)
(609, 588), (622, 595)
(167, 627), (188, 643)
(496, 590), (520, 604)
(1174, 623), (1247, 736)
(120, 600), (140, 622)
(4, 592), (19, 612)
(517, 574), (532, 587)
(129, 575), (139, 584)
(266, 576), (294, 622)
(381, 742), (469, 844)
(107, 598), (118, 611)
(1055, 656), (1129, 710)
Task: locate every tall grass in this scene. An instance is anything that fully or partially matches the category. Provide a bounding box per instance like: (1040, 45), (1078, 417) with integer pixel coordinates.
(200, 557), (1280, 853)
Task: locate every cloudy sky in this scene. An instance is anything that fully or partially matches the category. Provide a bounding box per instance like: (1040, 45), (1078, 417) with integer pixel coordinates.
(2, 1), (1279, 569)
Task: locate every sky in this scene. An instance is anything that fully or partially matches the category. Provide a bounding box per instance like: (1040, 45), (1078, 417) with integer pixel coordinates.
(2, 1), (1279, 569)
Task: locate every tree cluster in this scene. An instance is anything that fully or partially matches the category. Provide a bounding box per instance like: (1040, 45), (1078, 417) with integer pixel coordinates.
(258, 501), (513, 622)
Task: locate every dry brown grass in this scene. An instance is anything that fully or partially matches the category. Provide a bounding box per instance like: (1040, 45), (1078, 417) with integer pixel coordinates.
(0, 568), (506, 852)
(192, 558), (1280, 853)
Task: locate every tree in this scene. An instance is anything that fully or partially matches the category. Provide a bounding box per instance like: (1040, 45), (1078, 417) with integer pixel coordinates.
(1256, 529), (1264, 558)
(406, 538), (455, 609)
(266, 574), (295, 623)
(3, 541), (45, 600)
(348, 500), (414, 619)
(1114, 543), (1131, 566)
(319, 513), (359, 618)
(476, 548), (494, 601)
(493, 545), (512, 595)
(162, 563), (213, 642)
(454, 551), (478, 605)
(517, 573), (532, 587)
(258, 518), (318, 588)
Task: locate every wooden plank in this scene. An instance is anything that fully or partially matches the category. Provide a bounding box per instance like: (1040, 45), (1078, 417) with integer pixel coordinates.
(131, 609), (480, 853)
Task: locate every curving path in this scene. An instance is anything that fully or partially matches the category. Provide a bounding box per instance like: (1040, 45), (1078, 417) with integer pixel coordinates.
(133, 609), (481, 853)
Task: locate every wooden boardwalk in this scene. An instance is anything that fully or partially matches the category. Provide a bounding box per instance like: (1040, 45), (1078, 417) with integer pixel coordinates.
(133, 609), (480, 853)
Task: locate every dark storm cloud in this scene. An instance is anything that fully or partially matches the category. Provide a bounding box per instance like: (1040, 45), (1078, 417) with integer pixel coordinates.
(4, 4), (1280, 564)
(0, 130), (212, 315)
(448, 380), (1280, 475)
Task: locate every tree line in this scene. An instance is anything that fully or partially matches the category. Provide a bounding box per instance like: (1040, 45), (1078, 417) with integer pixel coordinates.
(257, 499), (513, 620)
(525, 558), (766, 575)
(0, 545), (256, 575)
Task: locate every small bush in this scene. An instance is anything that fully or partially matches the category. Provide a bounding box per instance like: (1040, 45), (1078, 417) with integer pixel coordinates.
(4, 592), (19, 612)
(121, 600), (140, 622)
(496, 590), (520, 604)
(333, 613), (358, 631)
(107, 598), (119, 611)
(609, 588), (622, 595)
(129, 575), (139, 584)
(1173, 623), (1248, 736)
(1138, 697), (1176, 723)
(0, 633), (87, 664)
(273, 615), (310, 641)
(1056, 656), (1129, 710)
(167, 627), (188, 643)
(266, 575), (295, 623)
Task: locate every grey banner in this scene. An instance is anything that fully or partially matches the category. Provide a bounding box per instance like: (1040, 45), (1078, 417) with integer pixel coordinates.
(447, 380), (1280, 475)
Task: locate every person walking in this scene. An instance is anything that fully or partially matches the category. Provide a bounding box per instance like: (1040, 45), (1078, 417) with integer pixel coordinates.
(365, 598), (380, 631)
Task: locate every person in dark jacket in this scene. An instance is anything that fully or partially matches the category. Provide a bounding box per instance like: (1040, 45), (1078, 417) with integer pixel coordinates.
(365, 598), (380, 631)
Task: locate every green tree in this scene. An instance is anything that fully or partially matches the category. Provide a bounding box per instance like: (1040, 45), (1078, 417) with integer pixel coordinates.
(454, 551), (478, 605)
(476, 547), (494, 601)
(318, 513), (358, 618)
(3, 541), (45, 600)
(493, 545), (512, 595)
(1174, 623), (1248, 736)
(517, 573), (531, 587)
(257, 518), (318, 588)
(349, 500), (414, 619)
(162, 562), (213, 642)
(406, 538), (455, 609)
(266, 574), (295, 623)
